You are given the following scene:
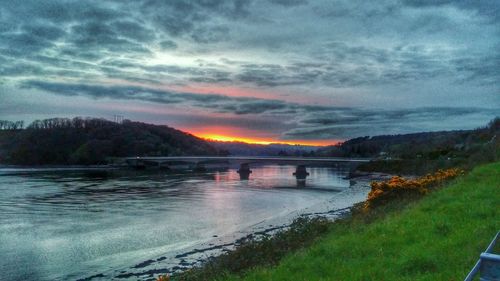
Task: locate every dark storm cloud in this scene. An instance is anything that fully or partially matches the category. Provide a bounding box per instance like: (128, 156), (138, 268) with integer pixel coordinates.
(110, 20), (156, 42)
(159, 40), (178, 50)
(0, 33), (54, 55)
(224, 100), (288, 114)
(313, 1), (399, 20)
(22, 24), (66, 41)
(283, 107), (500, 140)
(1, 1), (125, 30)
(403, 0), (498, 12)
(0, 2), (152, 63)
(0, 0), (253, 62)
(229, 41), (465, 88)
(19, 79), (353, 122)
(138, 64), (233, 84)
(21, 80), (224, 104)
(269, 0), (308, 7)
(0, 62), (46, 77)
(19, 80), (318, 115)
(235, 63), (324, 87)
(68, 21), (152, 54)
(1, 0), (499, 88)
(15, 79), (340, 120)
(452, 54), (500, 85)
(1, 0), (499, 141)
(136, 0), (252, 39)
(191, 26), (230, 43)
(313, 43), (455, 86)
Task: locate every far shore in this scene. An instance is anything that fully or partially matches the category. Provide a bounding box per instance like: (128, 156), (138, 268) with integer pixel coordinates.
(0, 164), (117, 171)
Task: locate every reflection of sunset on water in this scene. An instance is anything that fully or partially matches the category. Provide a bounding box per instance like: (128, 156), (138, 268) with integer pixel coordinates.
(0, 165), (354, 280)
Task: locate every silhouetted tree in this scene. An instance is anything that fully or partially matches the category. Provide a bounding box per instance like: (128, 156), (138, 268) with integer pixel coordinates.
(1, 117), (219, 165)
(0, 120), (24, 130)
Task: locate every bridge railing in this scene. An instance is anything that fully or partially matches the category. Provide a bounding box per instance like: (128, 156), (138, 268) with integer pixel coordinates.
(122, 156), (372, 163)
(464, 231), (500, 281)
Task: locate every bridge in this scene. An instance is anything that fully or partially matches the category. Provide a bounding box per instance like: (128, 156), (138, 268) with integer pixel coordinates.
(122, 156), (372, 180)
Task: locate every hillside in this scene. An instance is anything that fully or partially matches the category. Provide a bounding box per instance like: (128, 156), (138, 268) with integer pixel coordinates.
(209, 141), (319, 156)
(0, 118), (219, 165)
(217, 161), (500, 281)
(318, 118), (499, 174)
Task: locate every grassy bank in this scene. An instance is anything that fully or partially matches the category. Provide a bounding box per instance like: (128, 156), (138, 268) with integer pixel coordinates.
(168, 162), (498, 281)
(214, 162), (499, 281)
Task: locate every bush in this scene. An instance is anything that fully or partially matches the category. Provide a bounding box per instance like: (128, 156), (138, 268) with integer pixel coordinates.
(365, 168), (463, 209)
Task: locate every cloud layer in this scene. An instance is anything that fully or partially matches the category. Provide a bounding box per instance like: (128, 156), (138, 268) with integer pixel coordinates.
(1, 0), (499, 142)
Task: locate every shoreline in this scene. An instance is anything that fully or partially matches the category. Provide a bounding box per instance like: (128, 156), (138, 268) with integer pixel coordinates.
(0, 164), (116, 170)
(78, 172), (391, 281)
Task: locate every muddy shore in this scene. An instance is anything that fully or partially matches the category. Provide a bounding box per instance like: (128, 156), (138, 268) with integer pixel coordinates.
(77, 172), (391, 281)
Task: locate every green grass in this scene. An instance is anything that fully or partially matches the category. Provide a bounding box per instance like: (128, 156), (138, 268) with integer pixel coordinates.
(218, 162), (500, 281)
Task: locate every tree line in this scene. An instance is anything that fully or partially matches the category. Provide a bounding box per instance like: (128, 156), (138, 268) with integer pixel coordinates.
(1, 117), (113, 131)
(318, 117), (499, 174)
(26, 117), (116, 130)
(0, 117), (220, 165)
(0, 120), (24, 130)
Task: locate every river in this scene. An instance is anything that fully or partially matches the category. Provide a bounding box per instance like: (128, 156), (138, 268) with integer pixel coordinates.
(0, 164), (376, 281)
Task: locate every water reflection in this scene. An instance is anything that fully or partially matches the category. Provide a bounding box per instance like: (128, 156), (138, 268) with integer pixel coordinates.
(0, 164), (352, 281)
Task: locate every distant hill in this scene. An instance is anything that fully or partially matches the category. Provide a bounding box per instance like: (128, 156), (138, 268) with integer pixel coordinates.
(317, 119), (499, 158)
(209, 141), (319, 156)
(317, 130), (468, 158)
(317, 117), (499, 174)
(0, 117), (219, 165)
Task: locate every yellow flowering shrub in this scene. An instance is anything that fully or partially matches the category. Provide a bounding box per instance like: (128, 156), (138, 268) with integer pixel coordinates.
(365, 168), (463, 209)
(156, 275), (170, 281)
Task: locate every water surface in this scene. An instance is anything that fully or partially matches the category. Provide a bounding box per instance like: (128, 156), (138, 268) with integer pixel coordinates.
(0, 164), (366, 280)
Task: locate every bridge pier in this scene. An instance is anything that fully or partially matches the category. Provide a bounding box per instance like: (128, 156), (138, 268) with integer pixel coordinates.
(158, 162), (171, 170)
(193, 162), (207, 172)
(293, 165), (309, 180)
(237, 163), (252, 180)
(128, 158), (146, 170)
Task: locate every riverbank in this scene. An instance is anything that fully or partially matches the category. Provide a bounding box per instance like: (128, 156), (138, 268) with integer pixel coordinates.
(171, 161), (499, 281)
(80, 171), (390, 280)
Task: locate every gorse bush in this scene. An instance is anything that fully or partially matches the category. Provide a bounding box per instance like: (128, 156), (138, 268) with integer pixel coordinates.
(157, 275), (170, 281)
(365, 168), (463, 209)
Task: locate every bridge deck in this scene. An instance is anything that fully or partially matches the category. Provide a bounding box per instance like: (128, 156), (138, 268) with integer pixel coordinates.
(124, 156), (371, 163)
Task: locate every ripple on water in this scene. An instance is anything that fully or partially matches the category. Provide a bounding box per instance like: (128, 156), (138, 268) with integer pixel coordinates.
(0, 165), (356, 281)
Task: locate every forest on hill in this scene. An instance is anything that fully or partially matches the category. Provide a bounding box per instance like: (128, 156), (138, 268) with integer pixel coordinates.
(0, 117), (219, 165)
(209, 141), (318, 157)
(317, 118), (499, 174)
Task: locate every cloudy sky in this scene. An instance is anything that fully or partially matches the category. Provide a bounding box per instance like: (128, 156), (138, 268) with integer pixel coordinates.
(0, 0), (498, 145)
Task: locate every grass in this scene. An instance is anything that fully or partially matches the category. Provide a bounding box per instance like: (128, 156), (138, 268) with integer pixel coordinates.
(214, 162), (500, 281)
(174, 216), (333, 281)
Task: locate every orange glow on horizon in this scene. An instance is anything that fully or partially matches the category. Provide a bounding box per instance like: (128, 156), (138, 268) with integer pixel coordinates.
(180, 125), (338, 147)
(194, 133), (337, 147)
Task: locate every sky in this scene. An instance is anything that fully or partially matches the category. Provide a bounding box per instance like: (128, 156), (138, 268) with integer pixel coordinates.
(0, 0), (499, 145)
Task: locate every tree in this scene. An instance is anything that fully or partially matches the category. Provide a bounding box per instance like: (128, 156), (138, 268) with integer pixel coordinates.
(0, 120), (24, 130)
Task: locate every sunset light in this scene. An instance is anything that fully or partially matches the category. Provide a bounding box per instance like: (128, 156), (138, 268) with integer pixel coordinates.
(195, 133), (335, 147)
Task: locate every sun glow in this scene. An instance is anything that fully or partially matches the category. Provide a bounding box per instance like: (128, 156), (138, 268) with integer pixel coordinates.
(195, 133), (336, 146)
(183, 125), (338, 146)
(198, 134), (276, 145)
